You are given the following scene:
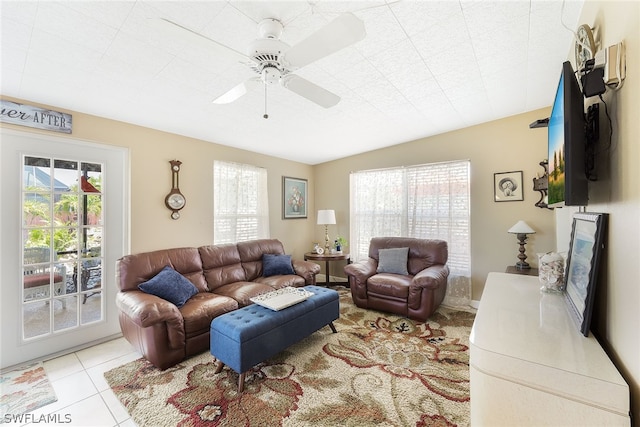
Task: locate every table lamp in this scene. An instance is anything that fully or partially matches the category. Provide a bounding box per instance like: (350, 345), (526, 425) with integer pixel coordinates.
(508, 220), (536, 269)
(317, 210), (336, 254)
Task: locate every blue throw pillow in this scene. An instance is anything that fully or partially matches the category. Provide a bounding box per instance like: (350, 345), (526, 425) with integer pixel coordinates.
(377, 247), (409, 275)
(138, 266), (198, 307)
(263, 254), (295, 277)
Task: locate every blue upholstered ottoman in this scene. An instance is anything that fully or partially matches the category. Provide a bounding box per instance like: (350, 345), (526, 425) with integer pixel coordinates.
(210, 285), (339, 392)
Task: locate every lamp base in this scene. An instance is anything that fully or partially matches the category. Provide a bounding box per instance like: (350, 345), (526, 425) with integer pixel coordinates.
(324, 225), (331, 254)
(514, 233), (531, 270)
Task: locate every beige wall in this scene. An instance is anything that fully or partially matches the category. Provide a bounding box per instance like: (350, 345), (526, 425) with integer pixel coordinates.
(560, 0), (639, 421)
(315, 108), (557, 300)
(0, 96), (316, 259)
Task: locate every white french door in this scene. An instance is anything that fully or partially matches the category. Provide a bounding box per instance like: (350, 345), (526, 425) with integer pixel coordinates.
(1, 129), (129, 368)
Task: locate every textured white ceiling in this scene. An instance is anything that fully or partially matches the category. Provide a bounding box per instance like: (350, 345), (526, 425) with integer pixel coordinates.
(1, 1), (584, 164)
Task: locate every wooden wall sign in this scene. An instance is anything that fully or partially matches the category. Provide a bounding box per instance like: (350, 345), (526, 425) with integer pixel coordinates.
(0, 100), (72, 134)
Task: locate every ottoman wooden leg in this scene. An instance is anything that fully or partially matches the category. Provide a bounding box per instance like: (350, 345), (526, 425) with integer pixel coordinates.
(329, 322), (337, 333)
(238, 372), (245, 393)
(214, 361), (224, 374)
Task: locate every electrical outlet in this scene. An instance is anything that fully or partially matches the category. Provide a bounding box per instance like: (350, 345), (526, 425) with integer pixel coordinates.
(604, 43), (626, 85)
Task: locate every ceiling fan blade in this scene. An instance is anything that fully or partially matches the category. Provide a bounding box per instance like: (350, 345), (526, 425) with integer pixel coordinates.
(280, 13), (366, 70)
(280, 75), (340, 108)
(149, 18), (250, 64)
(213, 78), (261, 104)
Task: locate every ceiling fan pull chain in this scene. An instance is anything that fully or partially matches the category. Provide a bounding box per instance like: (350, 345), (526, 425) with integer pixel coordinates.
(263, 83), (269, 119)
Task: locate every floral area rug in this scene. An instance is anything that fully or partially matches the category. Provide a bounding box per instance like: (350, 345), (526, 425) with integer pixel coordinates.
(0, 362), (57, 422)
(104, 288), (476, 426)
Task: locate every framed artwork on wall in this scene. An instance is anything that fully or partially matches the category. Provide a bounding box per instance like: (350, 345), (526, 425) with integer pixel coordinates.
(564, 212), (608, 337)
(282, 176), (307, 219)
(494, 171), (524, 202)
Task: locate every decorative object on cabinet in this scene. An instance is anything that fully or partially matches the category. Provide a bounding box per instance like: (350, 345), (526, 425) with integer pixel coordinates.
(282, 176), (307, 219)
(538, 252), (565, 293)
(494, 171), (523, 202)
(508, 220), (536, 269)
(165, 160), (185, 220)
(316, 209), (336, 254)
(532, 160), (553, 209)
(564, 212), (608, 337)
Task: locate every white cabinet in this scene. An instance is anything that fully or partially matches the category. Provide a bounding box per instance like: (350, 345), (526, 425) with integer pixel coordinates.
(470, 272), (630, 426)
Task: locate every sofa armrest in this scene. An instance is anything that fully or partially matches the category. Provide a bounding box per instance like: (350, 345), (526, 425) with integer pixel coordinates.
(344, 258), (377, 288)
(344, 259), (377, 302)
(344, 259), (377, 282)
(116, 290), (184, 330)
(411, 265), (450, 290)
(292, 260), (321, 285)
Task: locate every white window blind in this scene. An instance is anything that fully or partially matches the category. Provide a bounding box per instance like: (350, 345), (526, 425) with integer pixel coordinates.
(350, 160), (471, 306)
(213, 161), (269, 244)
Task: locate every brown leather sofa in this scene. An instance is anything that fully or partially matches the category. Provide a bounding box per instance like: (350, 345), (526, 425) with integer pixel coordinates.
(344, 237), (449, 322)
(116, 239), (320, 369)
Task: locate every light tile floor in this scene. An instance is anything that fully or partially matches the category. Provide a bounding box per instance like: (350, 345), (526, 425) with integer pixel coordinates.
(10, 337), (141, 427)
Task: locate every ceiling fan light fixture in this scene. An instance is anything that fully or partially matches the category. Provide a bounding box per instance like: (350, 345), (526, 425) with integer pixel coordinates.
(261, 66), (282, 85)
(257, 18), (283, 40)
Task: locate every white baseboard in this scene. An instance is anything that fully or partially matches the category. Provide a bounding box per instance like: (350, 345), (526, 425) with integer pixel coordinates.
(470, 300), (480, 309)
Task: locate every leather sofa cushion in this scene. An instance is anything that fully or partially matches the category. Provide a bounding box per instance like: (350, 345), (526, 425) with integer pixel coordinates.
(198, 244), (247, 291)
(367, 274), (412, 298)
(237, 239), (285, 281)
(369, 237), (448, 275)
(180, 293), (238, 339)
(117, 247), (208, 292)
(213, 281), (275, 307)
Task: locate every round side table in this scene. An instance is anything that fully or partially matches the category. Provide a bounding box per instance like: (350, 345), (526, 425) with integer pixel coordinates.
(304, 252), (351, 286)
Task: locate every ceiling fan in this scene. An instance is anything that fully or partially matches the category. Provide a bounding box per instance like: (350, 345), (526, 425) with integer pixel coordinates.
(152, 13), (366, 117)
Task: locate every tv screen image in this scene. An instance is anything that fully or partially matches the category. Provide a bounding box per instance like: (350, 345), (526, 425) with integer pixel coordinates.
(548, 74), (565, 206)
(547, 61), (588, 207)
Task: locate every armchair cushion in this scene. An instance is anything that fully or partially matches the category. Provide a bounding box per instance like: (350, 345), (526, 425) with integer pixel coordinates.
(138, 266), (198, 308)
(376, 247), (409, 275)
(262, 254), (295, 277)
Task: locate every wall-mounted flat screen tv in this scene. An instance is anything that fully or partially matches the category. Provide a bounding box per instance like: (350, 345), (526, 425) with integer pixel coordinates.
(548, 61), (588, 207)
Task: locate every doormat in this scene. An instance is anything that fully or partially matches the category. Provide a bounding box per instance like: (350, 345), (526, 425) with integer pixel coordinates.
(0, 362), (57, 422)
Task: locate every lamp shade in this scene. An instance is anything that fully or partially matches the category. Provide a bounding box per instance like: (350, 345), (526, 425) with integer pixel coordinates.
(317, 209), (336, 225)
(508, 220), (536, 234)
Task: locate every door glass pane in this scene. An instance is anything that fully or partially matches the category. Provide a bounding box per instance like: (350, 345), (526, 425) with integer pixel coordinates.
(23, 302), (50, 339)
(23, 246), (53, 303)
(22, 156), (104, 341)
(23, 193), (51, 227)
(53, 296), (77, 332)
(81, 292), (101, 324)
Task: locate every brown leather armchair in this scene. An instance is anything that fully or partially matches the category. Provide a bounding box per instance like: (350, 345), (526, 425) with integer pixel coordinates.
(344, 237), (449, 322)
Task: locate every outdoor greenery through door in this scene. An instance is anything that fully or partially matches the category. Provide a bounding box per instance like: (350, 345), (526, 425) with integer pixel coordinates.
(22, 156), (104, 341)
